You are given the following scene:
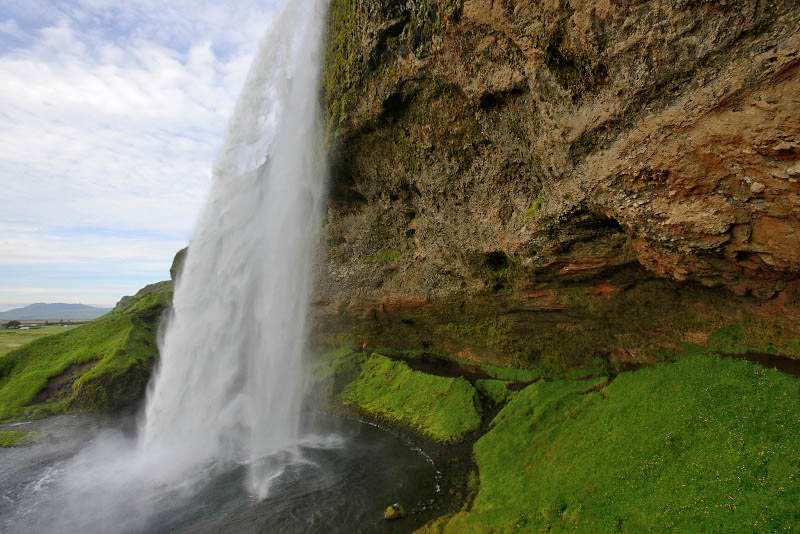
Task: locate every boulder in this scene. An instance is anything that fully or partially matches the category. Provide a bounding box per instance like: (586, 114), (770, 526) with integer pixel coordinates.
(384, 503), (406, 520)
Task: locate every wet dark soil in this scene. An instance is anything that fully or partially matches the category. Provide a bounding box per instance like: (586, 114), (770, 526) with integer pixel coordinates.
(612, 361), (649, 375)
(718, 351), (800, 378)
(385, 350), (652, 392)
(384, 352), (491, 382)
(506, 380), (537, 391)
(381, 351), (539, 390)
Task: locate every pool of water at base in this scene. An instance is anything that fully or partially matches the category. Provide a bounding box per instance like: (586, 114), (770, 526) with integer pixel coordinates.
(0, 412), (440, 534)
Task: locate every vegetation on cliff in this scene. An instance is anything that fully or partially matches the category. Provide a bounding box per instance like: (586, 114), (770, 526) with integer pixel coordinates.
(0, 282), (172, 422)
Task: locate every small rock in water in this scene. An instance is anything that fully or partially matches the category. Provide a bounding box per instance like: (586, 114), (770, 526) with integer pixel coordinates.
(384, 503), (406, 520)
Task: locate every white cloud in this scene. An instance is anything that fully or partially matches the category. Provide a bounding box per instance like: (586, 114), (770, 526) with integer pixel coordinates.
(0, 18), (25, 39)
(0, 223), (183, 267)
(0, 0), (285, 304)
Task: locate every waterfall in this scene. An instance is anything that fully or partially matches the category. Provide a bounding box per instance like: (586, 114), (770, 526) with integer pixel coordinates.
(0, 2), (441, 531)
(140, 0), (328, 497)
(3, 3), (332, 532)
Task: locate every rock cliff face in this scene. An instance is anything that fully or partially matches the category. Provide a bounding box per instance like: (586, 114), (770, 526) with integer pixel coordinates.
(315, 0), (800, 368)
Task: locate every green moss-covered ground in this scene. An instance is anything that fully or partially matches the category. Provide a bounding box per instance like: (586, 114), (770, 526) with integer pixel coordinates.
(339, 354), (482, 443)
(474, 379), (515, 405)
(0, 282), (172, 421)
(422, 352), (800, 533)
(312, 318), (800, 533)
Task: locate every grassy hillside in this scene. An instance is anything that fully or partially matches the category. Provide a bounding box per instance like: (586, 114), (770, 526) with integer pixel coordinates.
(419, 353), (800, 533)
(0, 283), (172, 421)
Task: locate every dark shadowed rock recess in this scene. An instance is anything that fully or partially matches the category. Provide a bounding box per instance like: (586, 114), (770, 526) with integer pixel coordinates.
(313, 0), (800, 370)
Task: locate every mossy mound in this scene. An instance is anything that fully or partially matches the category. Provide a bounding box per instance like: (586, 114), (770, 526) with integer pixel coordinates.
(318, 350), (483, 443)
(425, 353), (800, 533)
(0, 282), (172, 421)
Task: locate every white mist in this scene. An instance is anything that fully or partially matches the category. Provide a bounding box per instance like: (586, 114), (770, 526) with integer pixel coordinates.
(140, 0), (328, 497)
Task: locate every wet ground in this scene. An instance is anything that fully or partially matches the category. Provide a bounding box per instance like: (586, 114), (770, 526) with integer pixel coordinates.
(719, 351), (800, 378)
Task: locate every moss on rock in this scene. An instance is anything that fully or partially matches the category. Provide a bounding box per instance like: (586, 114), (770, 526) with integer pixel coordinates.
(323, 0), (360, 145)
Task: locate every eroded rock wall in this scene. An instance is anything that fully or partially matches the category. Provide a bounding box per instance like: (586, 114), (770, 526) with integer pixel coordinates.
(315, 0), (800, 366)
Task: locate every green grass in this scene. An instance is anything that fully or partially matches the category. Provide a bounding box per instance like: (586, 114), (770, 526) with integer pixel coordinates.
(0, 283), (171, 421)
(474, 379), (515, 405)
(0, 429), (37, 447)
(430, 353), (800, 532)
(0, 325), (80, 356)
(338, 354), (482, 443)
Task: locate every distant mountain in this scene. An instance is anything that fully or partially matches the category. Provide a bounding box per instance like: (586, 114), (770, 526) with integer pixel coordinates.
(0, 303), (112, 321)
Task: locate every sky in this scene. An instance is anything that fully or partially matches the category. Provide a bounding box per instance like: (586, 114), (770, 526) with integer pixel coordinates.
(0, 0), (283, 311)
